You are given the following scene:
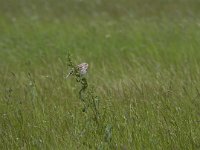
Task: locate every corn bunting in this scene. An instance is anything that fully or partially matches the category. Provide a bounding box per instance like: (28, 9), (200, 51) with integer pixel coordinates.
(66, 63), (89, 78)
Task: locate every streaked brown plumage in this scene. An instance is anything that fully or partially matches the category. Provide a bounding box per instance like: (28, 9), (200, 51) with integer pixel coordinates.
(66, 63), (89, 78)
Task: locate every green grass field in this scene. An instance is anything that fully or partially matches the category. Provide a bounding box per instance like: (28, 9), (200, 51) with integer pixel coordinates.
(0, 0), (200, 149)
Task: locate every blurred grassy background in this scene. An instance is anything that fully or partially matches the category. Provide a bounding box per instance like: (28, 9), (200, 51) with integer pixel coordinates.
(0, 0), (200, 20)
(0, 0), (200, 149)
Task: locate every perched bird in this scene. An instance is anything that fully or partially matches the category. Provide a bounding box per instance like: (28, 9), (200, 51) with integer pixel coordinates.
(66, 63), (89, 78)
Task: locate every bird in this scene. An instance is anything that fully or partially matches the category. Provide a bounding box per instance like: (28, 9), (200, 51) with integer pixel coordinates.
(66, 63), (89, 78)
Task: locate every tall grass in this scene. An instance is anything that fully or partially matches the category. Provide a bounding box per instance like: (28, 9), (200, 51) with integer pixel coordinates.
(0, 0), (200, 149)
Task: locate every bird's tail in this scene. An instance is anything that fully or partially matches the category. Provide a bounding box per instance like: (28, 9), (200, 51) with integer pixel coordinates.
(66, 70), (73, 79)
(66, 72), (71, 79)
